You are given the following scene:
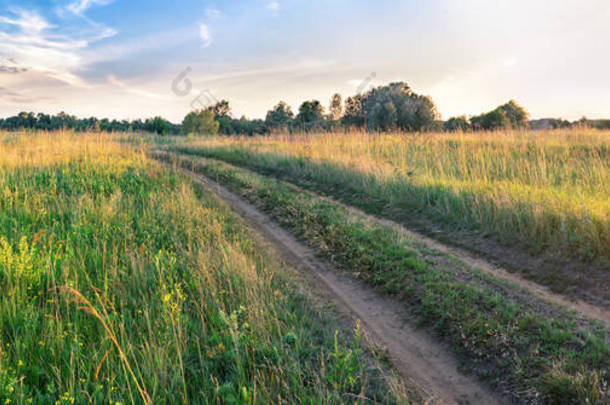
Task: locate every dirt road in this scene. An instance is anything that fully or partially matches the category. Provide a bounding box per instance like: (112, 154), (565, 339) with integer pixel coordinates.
(172, 163), (507, 405)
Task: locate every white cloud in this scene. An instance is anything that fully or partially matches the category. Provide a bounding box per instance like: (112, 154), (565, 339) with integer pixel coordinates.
(0, 8), (115, 87)
(199, 22), (212, 48)
(266, 1), (280, 11)
(67, 0), (114, 15)
(0, 10), (52, 34)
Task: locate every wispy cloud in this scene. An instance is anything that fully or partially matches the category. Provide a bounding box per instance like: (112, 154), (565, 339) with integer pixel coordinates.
(0, 7), (116, 87)
(199, 22), (212, 48)
(0, 10), (52, 34)
(205, 8), (223, 19)
(0, 10), (85, 85)
(266, 1), (280, 11)
(107, 74), (171, 101)
(66, 0), (114, 15)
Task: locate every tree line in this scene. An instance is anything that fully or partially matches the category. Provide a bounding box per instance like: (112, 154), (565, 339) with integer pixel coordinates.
(2, 81), (602, 135)
(183, 82), (444, 135)
(0, 111), (180, 134)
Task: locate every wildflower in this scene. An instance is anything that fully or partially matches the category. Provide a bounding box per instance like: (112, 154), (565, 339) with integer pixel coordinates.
(17, 360), (23, 367)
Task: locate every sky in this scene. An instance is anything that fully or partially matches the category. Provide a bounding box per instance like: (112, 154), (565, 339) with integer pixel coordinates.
(0, 0), (609, 122)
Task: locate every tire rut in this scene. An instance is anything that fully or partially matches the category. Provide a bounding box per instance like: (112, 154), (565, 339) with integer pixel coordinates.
(167, 161), (508, 405)
(167, 151), (610, 325)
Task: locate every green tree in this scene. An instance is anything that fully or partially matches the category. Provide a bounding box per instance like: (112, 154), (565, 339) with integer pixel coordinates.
(145, 116), (174, 135)
(206, 100), (231, 117)
(329, 93), (342, 121)
(499, 100), (529, 129)
(182, 110), (219, 136)
(471, 100), (529, 130)
(265, 101), (294, 132)
(206, 100), (233, 134)
(342, 94), (365, 129)
(297, 100), (326, 131)
(362, 82), (439, 132)
(443, 116), (471, 132)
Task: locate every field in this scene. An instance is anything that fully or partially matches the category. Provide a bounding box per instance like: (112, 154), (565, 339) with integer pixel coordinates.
(159, 148), (609, 404)
(169, 130), (610, 303)
(0, 133), (402, 404)
(1, 130), (609, 404)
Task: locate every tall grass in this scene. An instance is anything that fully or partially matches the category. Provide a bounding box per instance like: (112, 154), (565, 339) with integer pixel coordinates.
(176, 129), (610, 262)
(0, 132), (399, 404)
(163, 152), (610, 404)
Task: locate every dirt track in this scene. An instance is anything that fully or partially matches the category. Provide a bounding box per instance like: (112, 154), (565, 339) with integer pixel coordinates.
(165, 151), (610, 325)
(171, 163), (507, 405)
(309, 189), (610, 325)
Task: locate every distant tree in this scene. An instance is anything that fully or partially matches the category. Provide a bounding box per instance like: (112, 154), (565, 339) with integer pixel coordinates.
(329, 93), (343, 121)
(99, 118), (111, 132)
(296, 100), (326, 131)
(577, 116), (590, 128)
(206, 100), (231, 118)
(588, 119), (610, 129)
(361, 82), (439, 132)
(205, 100), (234, 134)
(0, 111), (180, 133)
(131, 119), (144, 132)
(471, 100), (529, 130)
(182, 109), (219, 135)
(342, 94), (366, 129)
(265, 101), (294, 132)
(471, 109), (507, 130)
(145, 116), (174, 135)
(231, 116), (267, 136)
(443, 116), (471, 132)
(499, 100), (529, 129)
(35, 113), (51, 130)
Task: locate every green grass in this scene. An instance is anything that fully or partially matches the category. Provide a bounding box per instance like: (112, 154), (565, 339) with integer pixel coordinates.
(162, 152), (610, 404)
(168, 130), (610, 265)
(0, 133), (403, 404)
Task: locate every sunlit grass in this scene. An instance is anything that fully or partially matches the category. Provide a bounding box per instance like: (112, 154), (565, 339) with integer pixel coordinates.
(178, 129), (610, 261)
(0, 131), (400, 404)
(162, 151), (610, 404)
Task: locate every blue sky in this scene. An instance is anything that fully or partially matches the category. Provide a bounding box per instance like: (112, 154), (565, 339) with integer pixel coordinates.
(1, 0), (609, 121)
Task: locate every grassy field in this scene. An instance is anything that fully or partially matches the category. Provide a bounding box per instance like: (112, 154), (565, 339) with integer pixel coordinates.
(0, 132), (403, 404)
(172, 130), (610, 266)
(161, 151), (610, 404)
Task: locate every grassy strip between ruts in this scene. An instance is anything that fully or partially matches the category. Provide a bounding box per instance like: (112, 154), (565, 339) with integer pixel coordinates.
(0, 133), (404, 404)
(166, 142), (610, 304)
(160, 152), (610, 405)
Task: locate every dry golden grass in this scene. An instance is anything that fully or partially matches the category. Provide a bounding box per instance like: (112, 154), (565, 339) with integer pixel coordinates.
(0, 131), (145, 170)
(179, 129), (610, 261)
